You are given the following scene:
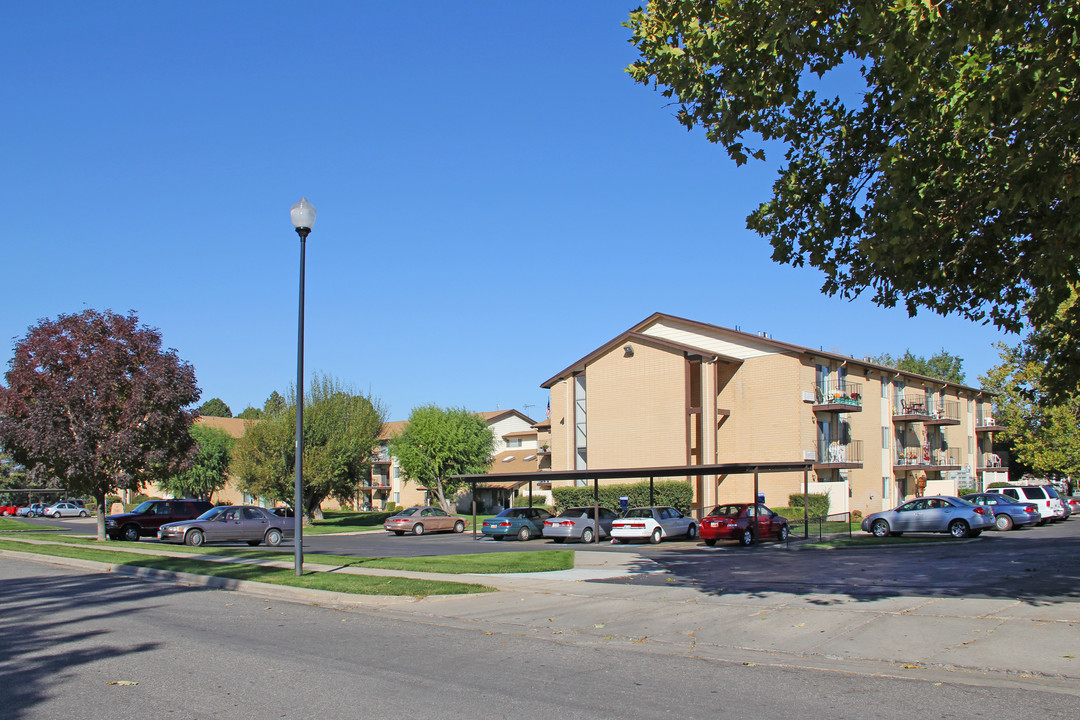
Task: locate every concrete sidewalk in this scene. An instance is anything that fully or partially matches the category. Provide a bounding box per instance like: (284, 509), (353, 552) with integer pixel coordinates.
(5, 541), (1079, 694)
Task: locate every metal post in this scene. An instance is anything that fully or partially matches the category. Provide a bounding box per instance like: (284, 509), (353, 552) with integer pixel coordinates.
(592, 477), (599, 544)
(752, 469), (759, 543)
(293, 228), (309, 576)
(649, 476), (654, 506)
(803, 468), (810, 540)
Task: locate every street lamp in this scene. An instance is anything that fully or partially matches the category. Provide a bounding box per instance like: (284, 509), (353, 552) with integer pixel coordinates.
(290, 197), (316, 576)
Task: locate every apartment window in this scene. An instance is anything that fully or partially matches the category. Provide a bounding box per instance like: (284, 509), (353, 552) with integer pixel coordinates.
(392, 466), (400, 479)
(837, 365), (848, 393)
(574, 374), (587, 470)
(506, 438), (523, 449)
(882, 476), (891, 501)
(881, 381), (888, 399)
(882, 427), (889, 449)
(393, 492), (399, 503)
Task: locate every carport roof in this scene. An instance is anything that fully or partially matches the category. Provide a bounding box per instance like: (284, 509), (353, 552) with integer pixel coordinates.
(452, 461), (812, 483)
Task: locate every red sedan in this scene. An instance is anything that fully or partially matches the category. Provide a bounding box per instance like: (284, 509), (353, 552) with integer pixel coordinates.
(700, 503), (790, 546)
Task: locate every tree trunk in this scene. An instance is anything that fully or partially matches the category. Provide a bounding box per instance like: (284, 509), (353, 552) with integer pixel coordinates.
(94, 490), (107, 541)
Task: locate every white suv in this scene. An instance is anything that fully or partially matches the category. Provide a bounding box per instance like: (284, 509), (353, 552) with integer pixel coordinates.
(992, 486), (1064, 523)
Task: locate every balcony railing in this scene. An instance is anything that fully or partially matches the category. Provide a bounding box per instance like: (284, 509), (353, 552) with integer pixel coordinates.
(923, 400), (961, 425)
(976, 416), (1005, 432)
(815, 439), (864, 466)
(894, 393), (932, 419)
(931, 447), (961, 467)
(811, 380), (863, 411)
(979, 451), (1009, 469)
(895, 446), (930, 466)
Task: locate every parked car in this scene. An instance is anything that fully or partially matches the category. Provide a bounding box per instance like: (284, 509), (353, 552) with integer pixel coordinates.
(158, 505), (293, 547)
(383, 506), (466, 535)
(611, 506), (698, 544)
(1043, 486), (1071, 519)
(105, 499), (214, 541)
(991, 486), (1063, 524)
(542, 506), (618, 543)
(481, 507), (551, 541)
(700, 503), (790, 546)
(862, 496), (994, 538)
(43, 501), (90, 518)
(1067, 496), (1080, 515)
(16, 503), (45, 517)
(964, 492), (1042, 531)
(0, 505), (20, 516)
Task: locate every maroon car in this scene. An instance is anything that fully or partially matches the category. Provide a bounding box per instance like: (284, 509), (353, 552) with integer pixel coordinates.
(700, 503), (790, 546)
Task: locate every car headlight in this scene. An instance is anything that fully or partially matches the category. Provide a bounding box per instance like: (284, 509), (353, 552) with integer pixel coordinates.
(105, 519), (116, 527)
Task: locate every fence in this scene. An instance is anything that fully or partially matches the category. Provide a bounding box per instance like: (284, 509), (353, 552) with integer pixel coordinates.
(786, 512), (853, 543)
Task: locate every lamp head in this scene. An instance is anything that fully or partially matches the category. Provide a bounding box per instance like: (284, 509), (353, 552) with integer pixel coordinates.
(290, 197), (316, 238)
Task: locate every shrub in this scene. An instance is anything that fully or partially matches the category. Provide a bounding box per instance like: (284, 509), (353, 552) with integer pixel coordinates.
(788, 493), (830, 517)
(551, 480), (692, 514)
(986, 481), (1012, 489)
(850, 510), (863, 522)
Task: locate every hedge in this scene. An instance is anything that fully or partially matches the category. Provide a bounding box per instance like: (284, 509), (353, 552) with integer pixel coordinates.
(788, 492), (830, 517)
(552, 481), (692, 514)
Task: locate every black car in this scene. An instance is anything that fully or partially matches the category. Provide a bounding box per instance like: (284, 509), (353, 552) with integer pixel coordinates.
(105, 499), (214, 541)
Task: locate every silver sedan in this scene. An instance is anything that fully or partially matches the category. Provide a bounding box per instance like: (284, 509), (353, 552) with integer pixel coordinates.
(861, 496), (995, 538)
(158, 505), (293, 547)
(542, 506), (618, 544)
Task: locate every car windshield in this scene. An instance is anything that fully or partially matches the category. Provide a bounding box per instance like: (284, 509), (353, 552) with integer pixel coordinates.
(195, 507), (228, 521)
(130, 501), (156, 514)
(622, 508), (655, 518)
(1044, 487), (1061, 498)
(557, 508), (587, 518)
(397, 507), (421, 516)
(707, 505), (743, 517)
(495, 509), (524, 518)
(947, 497), (974, 507)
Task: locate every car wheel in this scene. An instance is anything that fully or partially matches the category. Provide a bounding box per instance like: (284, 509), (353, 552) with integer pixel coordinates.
(704, 538), (717, 547)
(948, 519), (970, 538)
(778, 524), (790, 541)
(649, 528), (662, 544)
(580, 527), (595, 544)
(739, 529), (754, 546)
(517, 526), (531, 541)
(412, 523), (425, 536)
(686, 523), (697, 540)
(185, 529), (205, 547)
(79, 511), (88, 517)
(871, 519), (890, 537)
(122, 525), (141, 542)
(453, 520), (465, 533)
(265, 528), (283, 546)
(995, 514), (1014, 531)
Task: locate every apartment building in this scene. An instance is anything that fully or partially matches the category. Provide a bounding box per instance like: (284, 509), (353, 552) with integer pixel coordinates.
(541, 313), (1004, 518)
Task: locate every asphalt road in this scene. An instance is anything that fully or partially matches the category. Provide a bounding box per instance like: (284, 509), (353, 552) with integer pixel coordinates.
(3, 555), (1079, 720)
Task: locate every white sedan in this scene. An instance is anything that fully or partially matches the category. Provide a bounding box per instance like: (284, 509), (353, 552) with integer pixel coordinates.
(611, 506), (698, 544)
(43, 501), (89, 518)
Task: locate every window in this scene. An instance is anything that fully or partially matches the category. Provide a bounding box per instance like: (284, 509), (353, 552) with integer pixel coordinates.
(393, 492), (399, 503)
(574, 374), (587, 470)
(882, 427), (889, 449)
(882, 476), (890, 501)
(506, 438), (523, 449)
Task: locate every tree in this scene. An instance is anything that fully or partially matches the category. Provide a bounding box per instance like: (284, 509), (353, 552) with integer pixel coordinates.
(980, 341), (1080, 481)
(868, 350), (966, 384)
(626, 1), (1080, 399)
(159, 423), (234, 501)
(388, 405), (495, 513)
(0, 309), (200, 539)
(231, 375), (385, 521)
(236, 406), (263, 420)
(198, 397), (232, 418)
(263, 391), (286, 416)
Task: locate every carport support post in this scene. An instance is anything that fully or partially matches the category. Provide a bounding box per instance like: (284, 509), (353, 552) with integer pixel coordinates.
(528, 481), (533, 508)
(471, 481), (477, 540)
(593, 477), (600, 544)
(649, 476), (654, 506)
(752, 469), (759, 542)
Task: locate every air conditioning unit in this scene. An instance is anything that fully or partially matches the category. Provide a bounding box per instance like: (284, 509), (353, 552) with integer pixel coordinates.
(802, 391), (817, 403)
(803, 450), (817, 461)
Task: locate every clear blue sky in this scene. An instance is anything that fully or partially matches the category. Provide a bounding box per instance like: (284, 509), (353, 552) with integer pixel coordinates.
(3, 2), (1011, 422)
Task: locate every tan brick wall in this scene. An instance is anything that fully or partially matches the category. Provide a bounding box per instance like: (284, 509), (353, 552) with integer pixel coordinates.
(717, 352), (807, 463)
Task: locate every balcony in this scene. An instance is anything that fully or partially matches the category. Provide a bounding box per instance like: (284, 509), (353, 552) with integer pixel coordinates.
(810, 381), (863, 413)
(893, 394), (933, 423)
(372, 450), (391, 463)
(814, 439), (864, 469)
(931, 447), (962, 469)
(976, 417), (1005, 432)
(894, 446), (961, 470)
(977, 450), (1009, 471)
(923, 400), (961, 426)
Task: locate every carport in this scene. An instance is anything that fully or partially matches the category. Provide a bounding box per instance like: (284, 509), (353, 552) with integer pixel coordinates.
(452, 461), (814, 544)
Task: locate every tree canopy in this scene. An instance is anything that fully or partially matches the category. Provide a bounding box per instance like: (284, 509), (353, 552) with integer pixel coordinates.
(159, 423), (235, 501)
(388, 405), (495, 513)
(626, 1), (1080, 398)
(980, 341), (1080, 482)
(0, 309), (200, 539)
(236, 406), (263, 420)
(869, 349), (966, 384)
(231, 375), (385, 521)
(198, 397), (232, 418)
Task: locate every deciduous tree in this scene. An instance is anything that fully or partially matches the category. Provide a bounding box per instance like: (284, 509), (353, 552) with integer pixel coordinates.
(626, 1), (1080, 398)
(231, 375), (385, 521)
(869, 350), (966, 385)
(0, 309), (200, 539)
(389, 405), (494, 513)
(198, 397), (232, 418)
(159, 423), (235, 501)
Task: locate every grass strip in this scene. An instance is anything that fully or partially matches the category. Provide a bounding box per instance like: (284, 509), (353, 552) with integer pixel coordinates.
(1, 533), (574, 573)
(0, 539), (492, 597)
(0, 518), (65, 532)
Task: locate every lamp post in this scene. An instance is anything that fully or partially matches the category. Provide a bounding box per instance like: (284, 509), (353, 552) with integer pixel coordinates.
(290, 197), (316, 576)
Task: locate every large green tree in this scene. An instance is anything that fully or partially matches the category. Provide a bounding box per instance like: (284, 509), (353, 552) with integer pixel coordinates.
(869, 349), (966, 384)
(231, 375), (385, 521)
(980, 341), (1080, 482)
(198, 397), (232, 418)
(626, 1), (1080, 399)
(388, 405), (495, 513)
(0, 309), (200, 539)
(159, 423), (235, 501)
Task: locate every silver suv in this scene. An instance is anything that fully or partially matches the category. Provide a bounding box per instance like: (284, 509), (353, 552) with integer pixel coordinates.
(992, 486), (1064, 524)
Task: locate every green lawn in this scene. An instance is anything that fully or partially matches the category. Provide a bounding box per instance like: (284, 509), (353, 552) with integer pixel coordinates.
(0, 517), (65, 532)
